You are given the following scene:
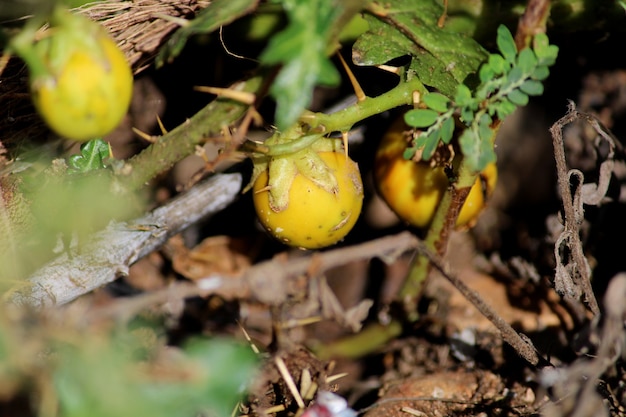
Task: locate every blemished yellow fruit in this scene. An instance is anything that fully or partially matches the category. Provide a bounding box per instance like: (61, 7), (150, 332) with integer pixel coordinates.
(253, 151), (364, 249)
(30, 33), (133, 141)
(374, 117), (497, 229)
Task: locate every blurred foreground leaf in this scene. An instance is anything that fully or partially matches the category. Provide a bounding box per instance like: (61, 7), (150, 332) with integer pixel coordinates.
(54, 335), (257, 417)
(0, 310), (258, 417)
(260, 0), (343, 130)
(67, 139), (111, 173)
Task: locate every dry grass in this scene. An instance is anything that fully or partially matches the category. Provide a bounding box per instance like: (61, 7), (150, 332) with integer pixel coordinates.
(0, 0), (210, 148)
(75, 0), (210, 74)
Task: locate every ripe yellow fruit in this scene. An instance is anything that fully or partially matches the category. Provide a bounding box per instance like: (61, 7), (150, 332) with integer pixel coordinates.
(253, 151), (364, 249)
(374, 117), (497, 229)
(30, 33), (133, 141)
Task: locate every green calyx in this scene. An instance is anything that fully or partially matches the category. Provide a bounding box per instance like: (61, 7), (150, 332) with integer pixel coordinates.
(246, 132), (344, 212)
(9, 5), (111, 86)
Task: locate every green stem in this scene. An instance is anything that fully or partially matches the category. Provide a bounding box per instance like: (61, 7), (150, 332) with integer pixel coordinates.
(116, 72), (423, 192)
(399, 156), (477, 320)
(264, 133), (322, 156)
(310, 320), (403, 360)
(118, 75), (264, 191)
(308, 76), (427, 133)
(253, 76), (426, 158)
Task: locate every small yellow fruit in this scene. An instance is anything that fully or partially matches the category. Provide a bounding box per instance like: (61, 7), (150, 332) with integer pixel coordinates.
(374, 117), (497, 229)
(30, 33), (133, 141)
(253, 151), (364, 249)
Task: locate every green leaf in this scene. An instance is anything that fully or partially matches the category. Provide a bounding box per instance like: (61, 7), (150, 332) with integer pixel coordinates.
(479, 64), (495, 84)
(488, 53), (508, 75)
(506, 66), (523, 84)
(507, 89), (529, 106)
(458, 129), (479, 169)
(460, 106), (474, 124)
(421, 129), (440, 160)
(68, 139), (110, 173)
(531, 65), (550, 81)
(478, 113), (494, 144)
(422, 92), (450, 112)
(403, 146), (416, 160)
(519, 79), (544, 95)
(410, 50), (460, 97)
(496, 24), (517, 63)
(261, 0), (342, 129)
(53, 332), (258, 417)
(352, 14), (418, 66)
(178, 338), (258, 417)
(440, 116), (455, 144)
(353, 0), (488, 97)
(517, 48), (537, 74)
(459, 124), (497, 173)
(533, 33), (559, 66)
(454, 84), (473, 106)
(404, 109), (439, 128)
(494, 98), (517, 119)
(156, 0), (258, 66)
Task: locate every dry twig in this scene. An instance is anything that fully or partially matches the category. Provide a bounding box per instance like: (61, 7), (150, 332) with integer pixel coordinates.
(549, 102), (618, 316)
(7, 173), (242, 308)
(539, 274), (626, 417)
(415, 241), (550, 368)
(83, 232), (420, 324)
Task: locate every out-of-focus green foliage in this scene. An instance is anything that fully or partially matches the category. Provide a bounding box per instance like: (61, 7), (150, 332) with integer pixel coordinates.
(259, 0), (344, 130)
(0, 311), (258, 417)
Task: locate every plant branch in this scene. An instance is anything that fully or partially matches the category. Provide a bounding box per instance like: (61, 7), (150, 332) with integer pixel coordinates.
(398, 140), (479, 319)
(309, 234), (552, 368)
(306, 76), (427, 134)
(7, 173), (243, 308)
(416, 240), (551, 368)
(515, 0), (551, 50)
(117, 75), (263, 191)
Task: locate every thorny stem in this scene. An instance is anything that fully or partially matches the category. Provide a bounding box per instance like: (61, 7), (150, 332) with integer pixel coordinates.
(118, 75), (264, 191)
(119, 72), (425, 189)
(305, 76), (427, 134)
(245, 76), (426, 158)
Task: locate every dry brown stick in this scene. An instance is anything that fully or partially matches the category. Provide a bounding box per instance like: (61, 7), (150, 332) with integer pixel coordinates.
(85, 228), (551, 368)
(83, 232), (421, 323)
(416, 240), (550, 368)
(7, 173), (242, 308)
(549, 102), (600, 315)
